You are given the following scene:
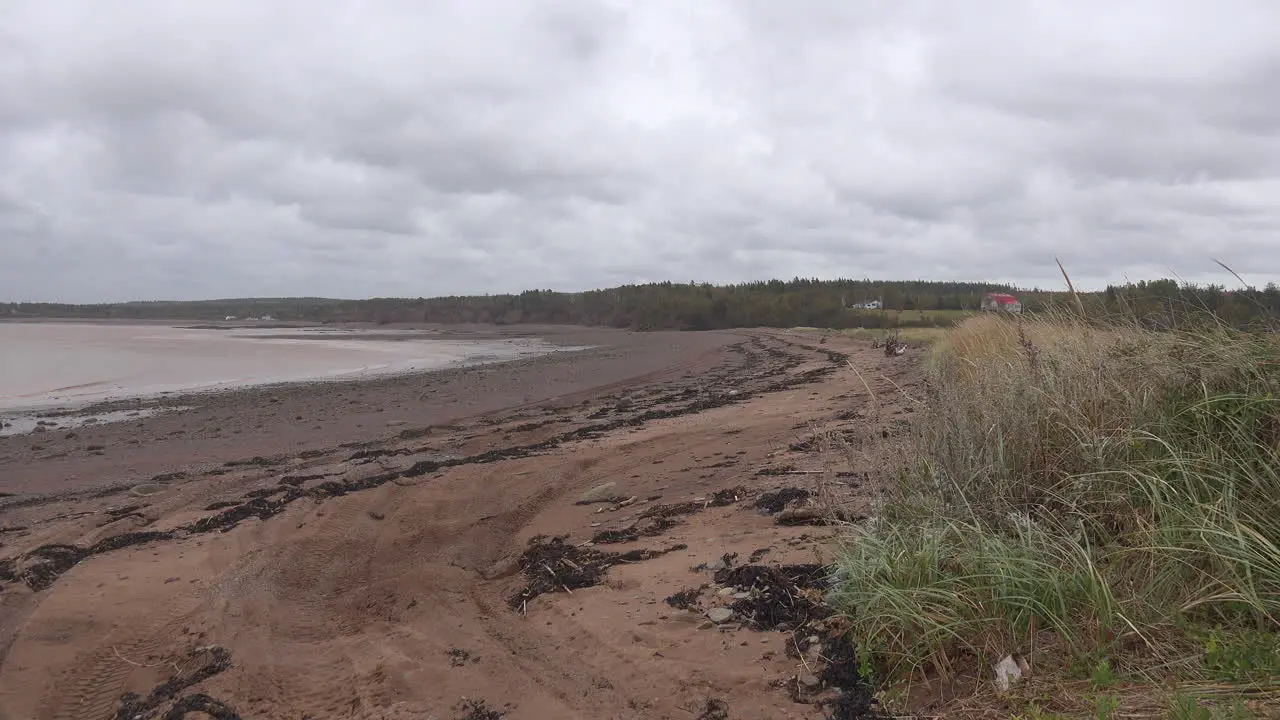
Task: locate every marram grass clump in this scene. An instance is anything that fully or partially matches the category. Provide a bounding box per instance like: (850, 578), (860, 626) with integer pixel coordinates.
(832, 312), (1280, 704)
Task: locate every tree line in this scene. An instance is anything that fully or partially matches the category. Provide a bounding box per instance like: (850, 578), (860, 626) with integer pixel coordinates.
(1024, 279), (1280, 330)
(4, 278), (1278, 331)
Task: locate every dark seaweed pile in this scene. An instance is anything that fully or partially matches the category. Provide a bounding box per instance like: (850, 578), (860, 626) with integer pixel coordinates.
(160, 694), (241, 720)
(754, 487), (811, 514)
(112, 646), (239, 720)
(17, 544), (88, 591)
(447, 647), (473, 668)
(507, 536), (686, 609)
(640, 501), (702, 519)
(709, 562), (882, 718)
(818, 634), (881, 720)
(590, 528), (639, 544)
(510, 536), (612, 608)
(455, 698), (508, 720)
(707, 486), (747, 506)
(696, 698), (730, 720)
(664, 585), (706, 610)
(713, 564), (832, 632)
(756, 464), (798, 476)
(637, 484), (747, 525)
(18, 531), (176, 591)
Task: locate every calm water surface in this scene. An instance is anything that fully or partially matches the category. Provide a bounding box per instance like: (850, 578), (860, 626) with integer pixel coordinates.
(0, 323), (559, 412)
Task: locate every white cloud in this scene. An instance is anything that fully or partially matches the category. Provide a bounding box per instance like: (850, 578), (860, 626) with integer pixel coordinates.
(2, 0), (1278, 301)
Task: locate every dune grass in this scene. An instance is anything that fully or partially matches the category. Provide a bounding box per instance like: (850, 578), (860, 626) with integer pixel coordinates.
(830, 312), (1280, 715)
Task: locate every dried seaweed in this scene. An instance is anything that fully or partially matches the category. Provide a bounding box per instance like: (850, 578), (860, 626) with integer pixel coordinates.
(754, 487), (811, 514)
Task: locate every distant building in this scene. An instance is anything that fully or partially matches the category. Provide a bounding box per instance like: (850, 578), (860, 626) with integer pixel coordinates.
(850, 300), (882, 310)
(224, 316), (237, 321)
(981, 293), (1022, 314)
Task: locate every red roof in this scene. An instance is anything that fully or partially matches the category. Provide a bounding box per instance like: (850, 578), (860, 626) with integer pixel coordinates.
(987, 293), (1018, 304)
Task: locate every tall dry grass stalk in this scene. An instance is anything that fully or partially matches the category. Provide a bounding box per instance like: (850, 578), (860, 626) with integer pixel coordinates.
(831, 311), (1280, 698)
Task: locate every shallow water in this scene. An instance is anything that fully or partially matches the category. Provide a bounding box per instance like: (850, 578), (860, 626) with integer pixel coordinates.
(0, 406), (181, 438)
(0, 322), (563, 413)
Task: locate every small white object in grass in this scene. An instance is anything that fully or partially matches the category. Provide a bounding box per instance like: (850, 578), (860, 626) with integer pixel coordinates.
(993, 654), (1024, 692)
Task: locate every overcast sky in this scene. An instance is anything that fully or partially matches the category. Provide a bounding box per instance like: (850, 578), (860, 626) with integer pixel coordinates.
(2, 1), (1279, 302)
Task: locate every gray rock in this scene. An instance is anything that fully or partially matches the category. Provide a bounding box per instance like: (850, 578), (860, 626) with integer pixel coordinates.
(717, 587), (736, 597)
(799, 674), (822, 689)
(732, 592), (751, 600)
(707, 558), (728, 572)
(706, 607), (735, 624)
(578, 482), (618, 504)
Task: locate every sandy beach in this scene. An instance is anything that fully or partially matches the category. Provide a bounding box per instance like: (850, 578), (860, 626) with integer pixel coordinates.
(0, 326), (920, 720)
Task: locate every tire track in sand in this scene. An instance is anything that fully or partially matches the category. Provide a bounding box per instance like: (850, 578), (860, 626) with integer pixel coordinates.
(47, 587), (204, 720)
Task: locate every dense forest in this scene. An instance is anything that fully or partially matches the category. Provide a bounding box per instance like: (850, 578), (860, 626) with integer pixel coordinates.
(4, 278), (1278, 330)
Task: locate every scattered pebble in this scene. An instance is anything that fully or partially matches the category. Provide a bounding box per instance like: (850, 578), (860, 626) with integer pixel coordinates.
(706, 607), (734, 623)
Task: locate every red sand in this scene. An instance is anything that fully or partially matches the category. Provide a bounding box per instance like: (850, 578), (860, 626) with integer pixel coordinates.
(0, 327), (919, 720)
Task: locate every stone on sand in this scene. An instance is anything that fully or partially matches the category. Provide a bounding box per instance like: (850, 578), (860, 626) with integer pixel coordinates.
(578, 482), (618, 503)
(706, 607), (735, 624)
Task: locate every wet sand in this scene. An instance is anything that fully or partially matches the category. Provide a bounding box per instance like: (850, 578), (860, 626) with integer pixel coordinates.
(0, 326), (721, 496)
(0, 327), (921, 719)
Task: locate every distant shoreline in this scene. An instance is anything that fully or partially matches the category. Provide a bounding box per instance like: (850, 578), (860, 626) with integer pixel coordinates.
(0, 322), (596, 425)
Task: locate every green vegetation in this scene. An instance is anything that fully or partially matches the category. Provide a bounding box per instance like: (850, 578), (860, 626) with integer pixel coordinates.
(0, 279), (1006, 329)
(838, 326), (954, 345)
(830, 312), (1280, 716)
(6, 278), (1280, 332)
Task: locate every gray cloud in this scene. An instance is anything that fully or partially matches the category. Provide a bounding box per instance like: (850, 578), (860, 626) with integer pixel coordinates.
(2, 0), (1279, 302)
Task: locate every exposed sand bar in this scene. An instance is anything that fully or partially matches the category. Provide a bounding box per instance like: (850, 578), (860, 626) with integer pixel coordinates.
(0, 322), (578, 413)
(0, 325), (730, 494)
